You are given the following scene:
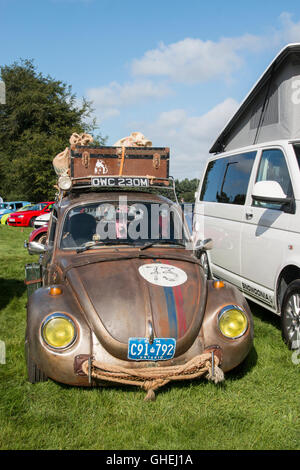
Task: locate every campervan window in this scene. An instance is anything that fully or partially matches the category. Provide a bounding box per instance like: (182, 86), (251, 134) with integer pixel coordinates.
(200, 151), (256, 205)
(254, 148), (293, 210)
(293, 144), (300, 169)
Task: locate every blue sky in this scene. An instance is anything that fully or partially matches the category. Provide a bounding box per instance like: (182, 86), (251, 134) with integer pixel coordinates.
(1, 0), (300, 178)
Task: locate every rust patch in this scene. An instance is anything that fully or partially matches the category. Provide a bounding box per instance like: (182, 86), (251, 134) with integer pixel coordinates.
(203, 345), (223, 364)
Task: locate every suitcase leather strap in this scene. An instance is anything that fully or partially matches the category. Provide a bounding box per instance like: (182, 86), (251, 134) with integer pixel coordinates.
(119, 146), (126, 176)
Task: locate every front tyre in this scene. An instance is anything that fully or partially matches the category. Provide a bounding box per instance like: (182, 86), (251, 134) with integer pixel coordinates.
(25, 339), (48, 383)
(281, 280), (300, 350)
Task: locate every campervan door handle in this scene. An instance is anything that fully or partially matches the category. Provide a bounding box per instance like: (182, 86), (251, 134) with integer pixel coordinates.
(245, 212), (253, 220)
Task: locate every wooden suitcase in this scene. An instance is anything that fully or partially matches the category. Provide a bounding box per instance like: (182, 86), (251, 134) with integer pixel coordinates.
(70, 146), (170, 179)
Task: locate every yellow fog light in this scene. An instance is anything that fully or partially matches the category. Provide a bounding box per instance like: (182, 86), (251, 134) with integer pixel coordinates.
(42, 314), (76, 349)
(218, 305), (248, 339)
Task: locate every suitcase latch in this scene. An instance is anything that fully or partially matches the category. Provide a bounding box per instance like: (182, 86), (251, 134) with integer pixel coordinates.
(153, 153), (161, 170)
(81, 150), (90, 168)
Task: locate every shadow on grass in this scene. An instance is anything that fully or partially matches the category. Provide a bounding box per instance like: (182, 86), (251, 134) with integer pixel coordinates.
(0, 277), (26, 310)
(248, 299), (281, 332)
(225, 345), (258, 382)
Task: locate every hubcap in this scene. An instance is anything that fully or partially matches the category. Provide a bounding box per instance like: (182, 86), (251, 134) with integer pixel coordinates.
(285, 293), (300, 347)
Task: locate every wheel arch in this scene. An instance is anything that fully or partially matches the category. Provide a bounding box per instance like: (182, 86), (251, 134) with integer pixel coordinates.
(276, 264), (300, 313)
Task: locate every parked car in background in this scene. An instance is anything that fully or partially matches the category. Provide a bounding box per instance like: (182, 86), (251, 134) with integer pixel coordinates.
(34, 212), (51, 228)
(1, 204), (33, 225)
(0, 202), (10, 215)
(8, 202), (54, 227)
(0, 201), (31, 219)
(27, 225), (48, 245)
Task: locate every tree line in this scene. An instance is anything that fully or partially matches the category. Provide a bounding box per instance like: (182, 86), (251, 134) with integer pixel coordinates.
(0, 60), (198, 203)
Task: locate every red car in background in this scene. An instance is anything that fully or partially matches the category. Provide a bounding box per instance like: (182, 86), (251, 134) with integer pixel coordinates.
(8, 202), (54, 227)
(28, 225), (48, 245)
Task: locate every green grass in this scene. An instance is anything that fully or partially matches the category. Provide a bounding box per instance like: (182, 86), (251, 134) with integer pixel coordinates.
(0, 224), (299, 450)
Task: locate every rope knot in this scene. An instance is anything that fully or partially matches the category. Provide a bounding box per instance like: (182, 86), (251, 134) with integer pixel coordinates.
(82, 350), (224, 400)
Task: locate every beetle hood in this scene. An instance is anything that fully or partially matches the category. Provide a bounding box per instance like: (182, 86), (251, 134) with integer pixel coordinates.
(63, 253), (206, 360)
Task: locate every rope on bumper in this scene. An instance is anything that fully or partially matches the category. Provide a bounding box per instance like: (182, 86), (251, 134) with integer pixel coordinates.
(81, 352), (224, 401)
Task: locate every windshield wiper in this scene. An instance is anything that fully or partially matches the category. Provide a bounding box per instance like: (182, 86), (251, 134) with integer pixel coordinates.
(76, 240), (132, 254)
(140, 240), (186, 251)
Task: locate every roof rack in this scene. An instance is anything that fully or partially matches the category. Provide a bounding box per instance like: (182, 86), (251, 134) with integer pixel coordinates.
(56, 175), (178, 203)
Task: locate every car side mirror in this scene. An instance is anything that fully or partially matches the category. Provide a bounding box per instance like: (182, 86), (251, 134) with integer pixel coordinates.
(26, 241), (48, 255)
(195, 238), (213, 252)
(252, 181), (291, 204)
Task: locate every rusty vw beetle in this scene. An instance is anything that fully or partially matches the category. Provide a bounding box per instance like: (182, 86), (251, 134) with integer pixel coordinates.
(25, 190), (253, 397)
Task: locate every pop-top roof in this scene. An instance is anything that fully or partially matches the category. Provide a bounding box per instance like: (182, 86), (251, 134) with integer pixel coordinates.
(210, 43), (300, 153)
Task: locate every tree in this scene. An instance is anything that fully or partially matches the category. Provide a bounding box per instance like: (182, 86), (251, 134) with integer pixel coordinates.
(175, 178), (199, 203)
(0, 59), (105, 201)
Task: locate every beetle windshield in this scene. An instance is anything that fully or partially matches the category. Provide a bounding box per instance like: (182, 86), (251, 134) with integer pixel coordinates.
(60, 200), (189, 250)
(0, 203), (9, 209)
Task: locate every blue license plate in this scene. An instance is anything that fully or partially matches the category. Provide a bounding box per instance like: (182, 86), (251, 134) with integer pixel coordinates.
(128, 337), (176, 361)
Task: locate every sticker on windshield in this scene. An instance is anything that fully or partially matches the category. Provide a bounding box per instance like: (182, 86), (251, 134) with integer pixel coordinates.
(138, 263), (187, 287)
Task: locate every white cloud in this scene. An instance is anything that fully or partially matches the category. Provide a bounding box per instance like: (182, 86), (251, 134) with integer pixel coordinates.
(131, 35), (264, 84)
(131, 14), (300, 84)
(277, 12), (300, 43)
(86, 80), (171, 121)
(86, 12), (300, 177)
(139, 98), (239, 179)
(86, 12), (300, 124)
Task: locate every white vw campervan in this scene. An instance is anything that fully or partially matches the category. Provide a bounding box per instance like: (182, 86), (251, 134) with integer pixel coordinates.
(193, 44), (300, 349)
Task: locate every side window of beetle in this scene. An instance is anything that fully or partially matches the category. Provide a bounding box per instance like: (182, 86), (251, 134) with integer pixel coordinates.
(254, 148), (293, 210)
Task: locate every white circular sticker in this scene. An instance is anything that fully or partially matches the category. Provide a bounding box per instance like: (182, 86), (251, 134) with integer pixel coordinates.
(138, 263), (187, 287)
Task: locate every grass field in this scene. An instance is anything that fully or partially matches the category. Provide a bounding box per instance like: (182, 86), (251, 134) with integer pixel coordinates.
(0, 224), (299, 450)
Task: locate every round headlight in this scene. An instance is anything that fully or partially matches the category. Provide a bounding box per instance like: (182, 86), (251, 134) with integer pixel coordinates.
(218, 305), (248, 339)
(42, 313), (76, 349)
(58, 175), (72, 191)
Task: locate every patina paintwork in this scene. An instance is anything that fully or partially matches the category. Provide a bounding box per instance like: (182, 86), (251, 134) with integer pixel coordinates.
(25, 191), (254, 386)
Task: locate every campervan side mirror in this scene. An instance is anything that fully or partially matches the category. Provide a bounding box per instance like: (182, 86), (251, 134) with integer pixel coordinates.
(252, 181), (292, 204)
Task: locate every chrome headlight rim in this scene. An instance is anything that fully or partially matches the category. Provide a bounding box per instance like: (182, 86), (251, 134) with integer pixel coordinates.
(58, 175), (72, 191)
(41, 312), (77, 350)
(218, 304), (248, 340)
